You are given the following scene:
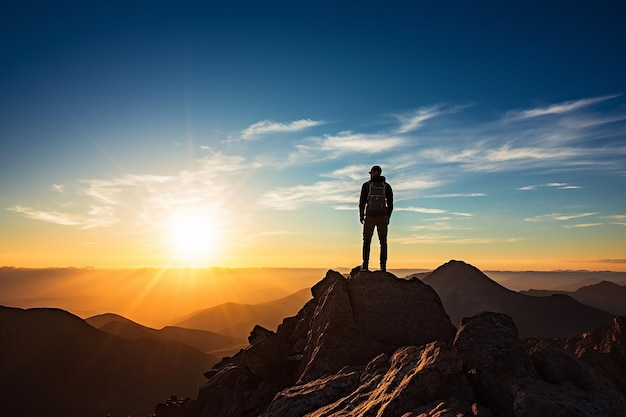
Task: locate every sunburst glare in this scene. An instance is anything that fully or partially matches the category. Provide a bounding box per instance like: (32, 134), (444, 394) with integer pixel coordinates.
(165, 207), (221, 266)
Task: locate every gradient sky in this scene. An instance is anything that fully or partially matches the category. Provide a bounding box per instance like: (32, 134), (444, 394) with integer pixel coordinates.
(1, 1), (625, 271)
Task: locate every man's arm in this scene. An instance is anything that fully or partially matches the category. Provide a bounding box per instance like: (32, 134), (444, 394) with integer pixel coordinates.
(386, 183), (393, 218)
(359, 182), (368, 221)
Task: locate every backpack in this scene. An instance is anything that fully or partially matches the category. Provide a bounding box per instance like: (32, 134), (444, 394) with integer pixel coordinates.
(367, 180), (387, 216)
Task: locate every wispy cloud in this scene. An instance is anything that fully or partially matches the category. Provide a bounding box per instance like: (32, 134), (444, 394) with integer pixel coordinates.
(599, 259), (626, 264)
(603, 214), (626, 220)
(524, 212), (598, 222)
(408, 222), (473, 231)
(394, 104), (470, 133)
(394, 206), (473, 217)
(392, 234), (499, 245)
(393, 177), (444, 192)
(320, 132), (406, 154)
(518, 182), (581, 191)
(5, 150), (249, 232)
(506, 94), (621, 120)
(396, 206), (447, 214)
(394, 105), (444, 133)
(240, 119), (322, 140)
(278, 132), (407, 168)
(415, 94), (626, 174)
(6, 205), (117, 229)
(423, 193), (486, 198)
(564, 223), (603, 228)
(257, 180), (357, 210)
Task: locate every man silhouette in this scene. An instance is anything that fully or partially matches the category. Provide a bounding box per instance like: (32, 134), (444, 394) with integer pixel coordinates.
(359, 165), (393, 271)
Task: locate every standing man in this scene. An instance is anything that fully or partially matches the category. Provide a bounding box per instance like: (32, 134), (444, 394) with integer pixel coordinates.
(359, 165), (393, 271)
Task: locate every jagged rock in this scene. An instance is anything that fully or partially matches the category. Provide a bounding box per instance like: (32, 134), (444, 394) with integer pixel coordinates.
(260, 367), (362, 417)
(265, 341), (474, 417)
(346, 341), (474, 417)
(560, 316), (626, 395)
(196, 364), (267, 417)
(402, 398), (482, 417)
(453, 312), (535, 417)
(529, 343), (616, 392)
(513, 377), (626, 417)
(299, 269), (457, 383)
(525, 316), (626, 414)
(243, 326), (284, 381)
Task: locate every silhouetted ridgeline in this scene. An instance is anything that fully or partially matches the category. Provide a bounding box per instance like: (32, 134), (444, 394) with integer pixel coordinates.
(422, 260), (616, 337)
(0, 306), (212, 417)
(521, 280), (626, 316)
(155, 262), (626, 417)
(86, 312), (243, 354)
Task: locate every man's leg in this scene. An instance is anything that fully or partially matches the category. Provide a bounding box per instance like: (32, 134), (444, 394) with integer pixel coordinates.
(376, 216), (389, 271)
(362, 217), (375, 270)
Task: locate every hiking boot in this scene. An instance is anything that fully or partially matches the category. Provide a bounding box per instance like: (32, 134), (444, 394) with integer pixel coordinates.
(361, 262), (369, 271)
(380, 264), (386, 272)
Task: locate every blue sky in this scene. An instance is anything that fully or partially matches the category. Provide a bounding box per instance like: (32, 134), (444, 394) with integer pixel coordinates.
(1, 1), (625, 270)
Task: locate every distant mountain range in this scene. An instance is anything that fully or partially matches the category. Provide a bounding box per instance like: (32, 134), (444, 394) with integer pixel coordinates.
(173, 288), (312, 339)
(0, 306), (212, 417)
(483, 270), (626, 292)
(422, 260), (615, 337)
(86, 313), (244, 355)
(520, 280), (626, 316)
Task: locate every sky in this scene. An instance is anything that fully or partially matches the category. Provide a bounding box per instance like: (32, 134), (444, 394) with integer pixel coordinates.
(1, 1), (626, 271)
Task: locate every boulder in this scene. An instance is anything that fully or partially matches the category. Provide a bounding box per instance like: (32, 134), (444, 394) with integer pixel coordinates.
(453, 312), (535, 417)
(299, 270), (457, 383)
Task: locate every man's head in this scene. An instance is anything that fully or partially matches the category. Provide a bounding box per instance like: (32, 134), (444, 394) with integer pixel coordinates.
(369, 165), (382, 176)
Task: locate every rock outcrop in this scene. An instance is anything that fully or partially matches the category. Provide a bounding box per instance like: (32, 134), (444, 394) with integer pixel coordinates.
(155, 264), (626, 417)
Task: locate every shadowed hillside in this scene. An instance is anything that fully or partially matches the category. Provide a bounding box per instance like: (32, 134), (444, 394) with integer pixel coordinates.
(0, 306), (212, 417)
(173, 288), (312, 339)
(86, 313), (243, 354)
(521, 280), (626, 316)
(422, 260), (615, 337)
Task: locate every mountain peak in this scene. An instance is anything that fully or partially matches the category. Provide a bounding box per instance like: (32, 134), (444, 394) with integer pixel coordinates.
(154, 265), (626, 417)
(423, 259), (511, 295)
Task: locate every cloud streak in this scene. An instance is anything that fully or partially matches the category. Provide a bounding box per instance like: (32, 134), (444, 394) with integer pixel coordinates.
(518, 183), (581, 191)
(240, 119), (322, 140)
(394, 104), (471, 133)
(524, 213), (599, 222)
(507, 94), (621, 120)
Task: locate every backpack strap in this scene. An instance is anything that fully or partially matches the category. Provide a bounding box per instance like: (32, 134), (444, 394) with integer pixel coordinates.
(368, 180), (387, 196)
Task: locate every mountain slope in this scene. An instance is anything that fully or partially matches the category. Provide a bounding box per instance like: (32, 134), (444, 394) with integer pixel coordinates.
(153, 268), (626, 417)
(0, 306), (212, 417)
(173, 288), (312, 338)
(422, 260), (615, 337)
(521, 281), (626, 316)
(86, 313), (242, 354)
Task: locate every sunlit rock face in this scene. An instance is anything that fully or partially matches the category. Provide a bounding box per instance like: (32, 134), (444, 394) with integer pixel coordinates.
(298, 269), (457, 383)
(155, 263), (626, 417)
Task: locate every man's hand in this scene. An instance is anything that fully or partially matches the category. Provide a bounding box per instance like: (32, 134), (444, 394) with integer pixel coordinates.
(360, 217), (365, 224)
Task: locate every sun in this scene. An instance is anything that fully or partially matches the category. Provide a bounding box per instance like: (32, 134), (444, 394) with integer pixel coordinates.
(166, 208), (220, 266)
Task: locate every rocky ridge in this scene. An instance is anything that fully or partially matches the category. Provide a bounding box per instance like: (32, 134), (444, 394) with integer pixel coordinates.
(156, 264), (626, 417)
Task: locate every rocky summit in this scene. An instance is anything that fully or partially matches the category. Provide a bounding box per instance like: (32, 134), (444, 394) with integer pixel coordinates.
(155, 265), (626, 417)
